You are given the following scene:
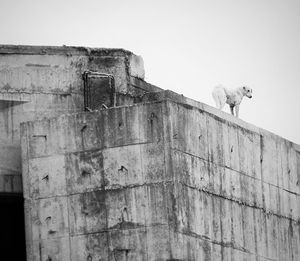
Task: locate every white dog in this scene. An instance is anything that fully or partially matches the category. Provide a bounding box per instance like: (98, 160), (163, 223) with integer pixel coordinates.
(212, 85), (252, 117)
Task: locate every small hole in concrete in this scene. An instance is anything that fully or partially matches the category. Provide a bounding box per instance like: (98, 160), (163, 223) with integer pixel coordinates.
(82, 170), (90, 176)
(118, 166), (128, 172)
(81, 125), (87, 132)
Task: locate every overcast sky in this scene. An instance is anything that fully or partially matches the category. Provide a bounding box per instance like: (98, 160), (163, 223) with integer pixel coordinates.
(1, 0), (300, 144)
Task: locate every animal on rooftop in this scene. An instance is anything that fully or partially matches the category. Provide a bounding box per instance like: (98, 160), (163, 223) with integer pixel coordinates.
(212, 85), (253, 118)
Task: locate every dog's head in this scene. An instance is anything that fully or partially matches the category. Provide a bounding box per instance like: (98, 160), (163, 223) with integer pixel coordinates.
(242, 86), (253, 98)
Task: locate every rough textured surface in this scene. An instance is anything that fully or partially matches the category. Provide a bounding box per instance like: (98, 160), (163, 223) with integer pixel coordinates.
(21, 91), (300, 261)
(0, 45), (155, 193)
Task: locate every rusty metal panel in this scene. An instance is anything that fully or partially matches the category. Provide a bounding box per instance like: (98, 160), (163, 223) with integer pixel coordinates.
(83, 71), (115, 110)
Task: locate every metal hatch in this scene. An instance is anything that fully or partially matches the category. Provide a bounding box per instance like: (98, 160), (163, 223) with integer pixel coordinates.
(82, 71), (116, 111)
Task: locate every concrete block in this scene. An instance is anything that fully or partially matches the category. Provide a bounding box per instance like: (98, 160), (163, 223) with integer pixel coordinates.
(289, 193), (298, 220)
(68, 191), (107, 236)
(25, 119), (55, 158)
(251, 178), (263, 208)
(220, 167), (231, 198)
(174, 184), (218, 241)
(171, 149), (211, 191)
(253, 208), (268, 258)
(266, 215), (279, 260)
(22, 101), (166, 159)
(128, 54), (145, 79)
(262, 182), (271, 213)
(219, 246), (232, 261)
(167, 102), (209, 160)
(240, 173), (257, 206)
(102, 142), (167, 190)
(269, 184), (280, 215)
(65, 149), (104, 194)
(279, 188), (291, 218)
(146, 225), (171, 260)
(28, 155), (66, 199)
(261, 134), (278, 186)
(229, 168), (241, 201)
(106, 184), (171, 230)
(207, 115), (225, 165)
(167, 231), (189, 260)
(103, 103), (164, 148)
(141, 142), (169, 183)
(277, 138), (288, 189)
(288, 146), (299, 194)
(226, 124), (240, 172)
(69, 184), (171, 236)
(66, 113), (103, 152)
(238, 128), (261, 178)
(242, 206), (256, 253)
(231, 201), (244, 250)
(210, 244), (222, 261)
(231, 249), (256, 261)
(70, 232), (108, 261)
(291, 221), (300, 261)
(108, 227), (148, 261)
(278, 219), (290, 260)
(32, 237), (70, 261)
(211, 196), (222, 242)
(148, 226), (214, 260)
(0, 53), (87, 93)
(220, 198), (232, 245)
(31, 197), (69, 241)
(173, 184), (196, 235)
(294, 194), (300, 220)
(102, 145), (143, 189)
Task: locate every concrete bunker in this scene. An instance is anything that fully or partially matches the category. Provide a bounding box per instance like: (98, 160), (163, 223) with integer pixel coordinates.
(0, 45), (300, 261)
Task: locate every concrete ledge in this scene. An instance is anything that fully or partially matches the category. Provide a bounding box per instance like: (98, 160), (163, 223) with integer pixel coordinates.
(0, 92), (31, 102)
(0, 44), (134, 57)
(141, 89), (300, 149)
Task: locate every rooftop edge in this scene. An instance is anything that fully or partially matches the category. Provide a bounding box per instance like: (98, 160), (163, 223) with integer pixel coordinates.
(0, 44), (135, 57)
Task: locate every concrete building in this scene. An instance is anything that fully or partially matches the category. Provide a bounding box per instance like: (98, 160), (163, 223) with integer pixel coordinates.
(1, 45), (300, 260)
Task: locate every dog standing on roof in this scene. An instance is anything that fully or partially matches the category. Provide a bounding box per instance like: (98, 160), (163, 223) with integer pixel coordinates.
(212, 85), (253, 118)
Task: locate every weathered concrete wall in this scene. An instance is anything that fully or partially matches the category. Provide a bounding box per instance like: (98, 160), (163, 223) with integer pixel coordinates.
(21, 91), (300, 261)
(0, 45), (157, 193)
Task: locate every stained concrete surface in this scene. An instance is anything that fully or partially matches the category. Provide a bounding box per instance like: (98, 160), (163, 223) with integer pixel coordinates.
(21, 91), (300, 260)
(0, 45), (156, 193)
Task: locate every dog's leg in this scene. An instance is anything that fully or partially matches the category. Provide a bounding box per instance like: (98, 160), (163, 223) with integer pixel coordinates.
(230, 105), (234, 116)
(235, 105), (239, 118)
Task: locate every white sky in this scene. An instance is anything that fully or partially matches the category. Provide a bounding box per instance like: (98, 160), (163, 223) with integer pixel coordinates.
(1, 0), (300, 144)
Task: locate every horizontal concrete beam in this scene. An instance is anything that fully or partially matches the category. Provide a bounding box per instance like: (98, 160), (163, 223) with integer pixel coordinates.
(0, 92), (31, 102)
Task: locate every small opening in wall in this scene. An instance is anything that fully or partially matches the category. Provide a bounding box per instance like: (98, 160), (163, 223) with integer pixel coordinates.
(0, 193), (26, 260)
